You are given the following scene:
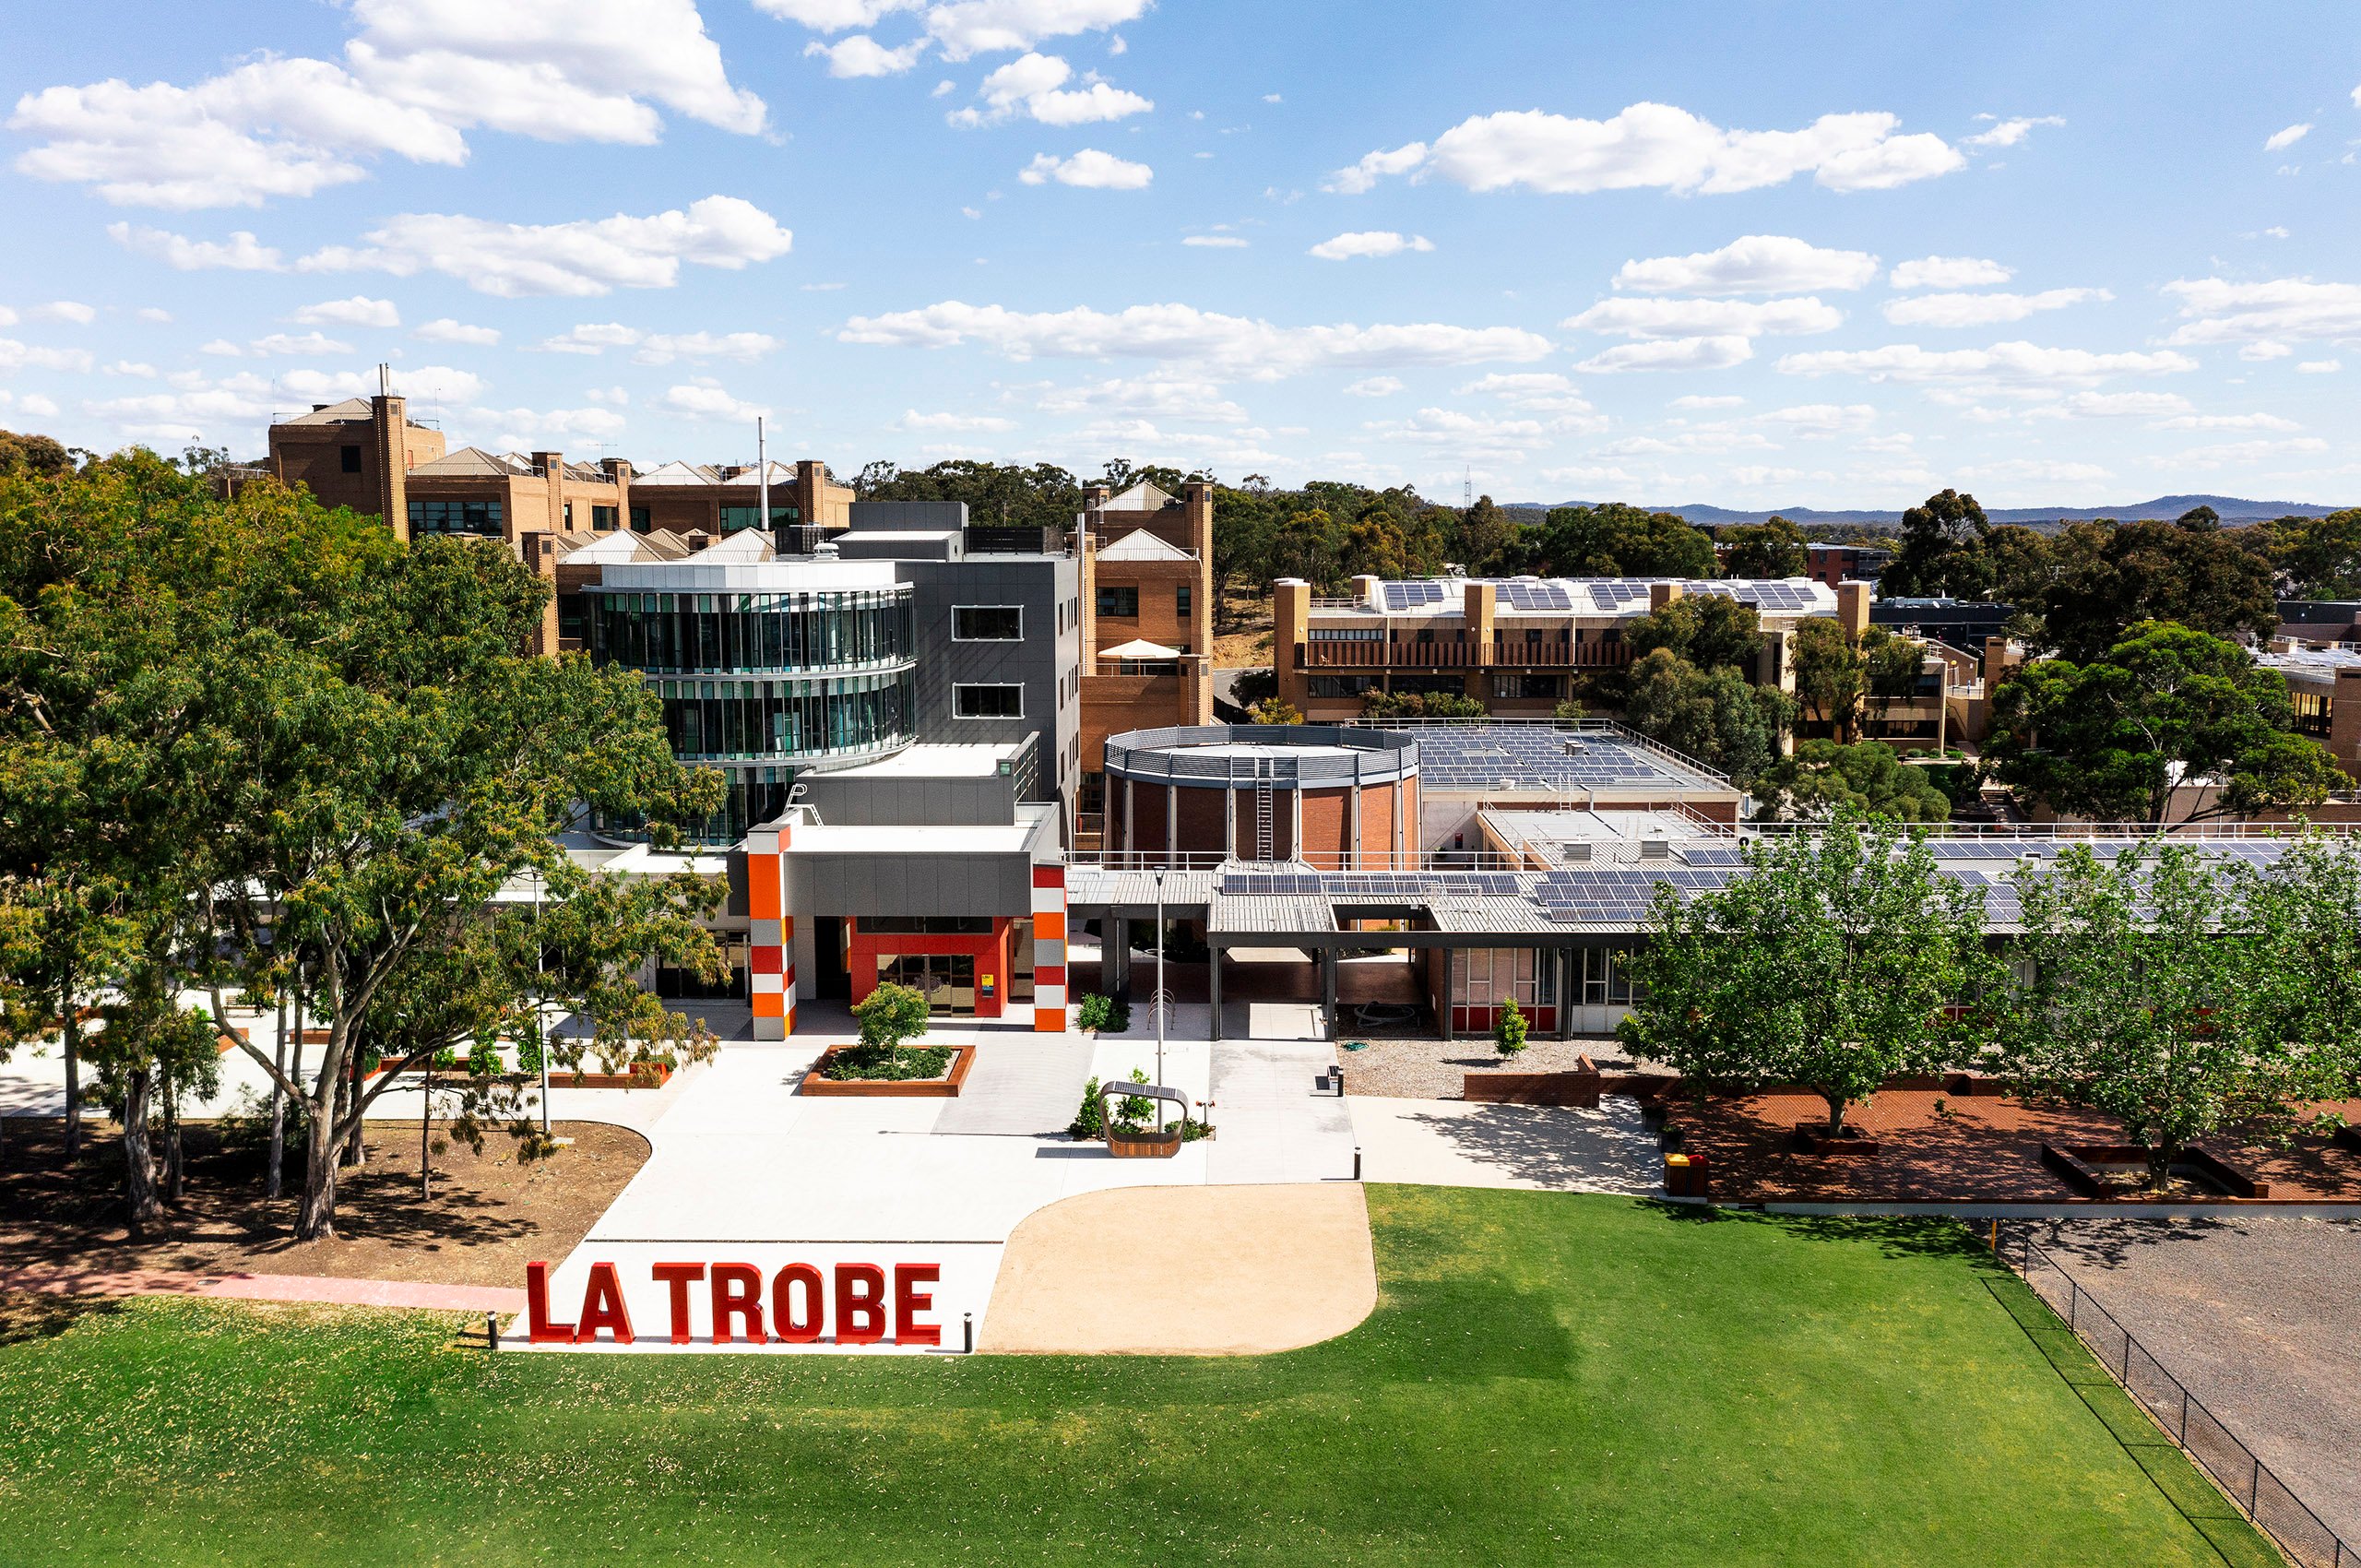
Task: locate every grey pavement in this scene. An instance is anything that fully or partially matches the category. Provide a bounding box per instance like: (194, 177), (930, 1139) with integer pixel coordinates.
(2036, 1214), (2361, 1548)
(1204, 1039), (1353, 1184)
(1347, 1096), (1662, 1193)
(931, 1037), (1097, 1136)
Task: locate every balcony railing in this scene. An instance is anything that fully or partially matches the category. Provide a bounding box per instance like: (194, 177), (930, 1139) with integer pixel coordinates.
(1299, 638), (1635, 670)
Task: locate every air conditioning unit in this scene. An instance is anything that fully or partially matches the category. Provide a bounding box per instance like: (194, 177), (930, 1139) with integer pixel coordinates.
(1640, 839), (1672, 861)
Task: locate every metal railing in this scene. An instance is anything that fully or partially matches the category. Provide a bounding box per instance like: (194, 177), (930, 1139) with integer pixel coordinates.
(2012, 1232), (2355, 1568)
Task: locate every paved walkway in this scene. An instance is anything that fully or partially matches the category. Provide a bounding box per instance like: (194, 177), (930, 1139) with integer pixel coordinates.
(1205, 1039), (1355, 1185)
(979, 1184), (1376, 1355)
(0, 1265), (524, 1313)
(1347, 1097), (1662, 1193)
(931, 1037), (1097, 1136)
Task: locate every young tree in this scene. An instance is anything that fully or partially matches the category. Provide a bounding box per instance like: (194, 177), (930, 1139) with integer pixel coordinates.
(1720, 517), (1809, 577)
(2236, 831), (2361, 1105)
(1620, 811), (1999, 1134)
(852, 980), (932, 1075)
(2008, 843), (2307, 1187)
(1493, 998), (1529, 1057)
(1985, 623), (2344, 826)
(1620, 650), (1791, 786)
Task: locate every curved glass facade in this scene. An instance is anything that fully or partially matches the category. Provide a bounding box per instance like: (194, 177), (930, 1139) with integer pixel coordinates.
(586, 581), (919, 842)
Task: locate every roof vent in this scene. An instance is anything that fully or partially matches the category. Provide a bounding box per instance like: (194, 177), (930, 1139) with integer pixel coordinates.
(1559, 841), (1593, 863)
(1640, 839), (1672, 861)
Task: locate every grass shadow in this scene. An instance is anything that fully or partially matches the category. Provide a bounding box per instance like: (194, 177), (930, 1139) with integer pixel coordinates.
(0, 1290), (125, 1348)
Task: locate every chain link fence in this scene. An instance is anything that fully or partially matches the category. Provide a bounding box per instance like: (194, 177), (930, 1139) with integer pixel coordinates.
(2013, 1232), (2355, 1568)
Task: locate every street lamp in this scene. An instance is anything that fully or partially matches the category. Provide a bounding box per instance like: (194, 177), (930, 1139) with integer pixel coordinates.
(1152, 865), (1167, 1088)
(532, 865), (549, 1137)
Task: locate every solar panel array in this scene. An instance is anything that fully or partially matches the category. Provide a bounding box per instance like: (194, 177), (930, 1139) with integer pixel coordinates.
(1690, 580), (1821, 611)
(1379, 580), (1449, 612)
(1413, 724), (1691, 791)
(1497, 580), (1573, 612)
(1214, 868), (1522, 897)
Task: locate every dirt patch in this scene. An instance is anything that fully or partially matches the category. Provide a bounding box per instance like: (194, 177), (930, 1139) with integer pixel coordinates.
(1214, 589), (1273, 669)
(0, 1116), (647, 1289)
(979, 1182), (1375, 1355)
(1337, 1035), (1657, 1099)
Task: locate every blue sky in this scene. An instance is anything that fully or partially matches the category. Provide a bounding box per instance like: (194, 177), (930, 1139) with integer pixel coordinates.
(4, 0), (2358, 507)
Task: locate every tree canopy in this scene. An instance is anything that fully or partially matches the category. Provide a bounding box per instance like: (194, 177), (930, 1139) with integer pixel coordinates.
(1751, 740), (1952, 823)
(1718, 517), (1808, 577)
(1620, 649), (1790, 785)
(1519, 503), (1717, 578)
(1984, 622), (2345, 826)
(2039, 512), (2276, 662)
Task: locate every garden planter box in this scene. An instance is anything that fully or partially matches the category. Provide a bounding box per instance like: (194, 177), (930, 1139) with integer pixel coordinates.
(1464, 1054), (1601, 1108)
(1792, 1123), (1883, 1158)
(1107, 1125), (1183, 1158)
(2042, 1143), (2270, 1200)
(801, 1044), (975, 1099)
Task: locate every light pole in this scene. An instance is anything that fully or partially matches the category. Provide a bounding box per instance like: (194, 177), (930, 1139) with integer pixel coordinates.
(533, 866), (549, 1137)
(1152, 866), (1167, 1087)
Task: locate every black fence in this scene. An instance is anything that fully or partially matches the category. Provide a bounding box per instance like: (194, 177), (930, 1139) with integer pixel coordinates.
(2012, 1233), (2355, 1568)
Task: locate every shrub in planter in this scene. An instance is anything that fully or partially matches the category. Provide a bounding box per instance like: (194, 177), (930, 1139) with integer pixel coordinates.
(467, 1041), (503, 1077)
(1494, 999), (1529, 1057)
(850, 981), (931, 1076)
(1077, 994), (1113, 1033)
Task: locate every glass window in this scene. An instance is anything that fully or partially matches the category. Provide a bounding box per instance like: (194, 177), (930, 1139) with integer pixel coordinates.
(954, 683), (1023, 719)
(1177, 584), (1192, 617)
(719, 505), (797, 532)
(857, 915), (995, 935)
(630, 505), (652, 532)
(407, 498), (504, 537)
(339, 445), (362, 474)
(953, 606), (1023, 640)
(592, 505), (618, 531)
(1097, 586), (1139, 618)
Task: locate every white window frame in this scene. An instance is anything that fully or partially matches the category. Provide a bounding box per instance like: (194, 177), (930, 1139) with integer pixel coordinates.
(952, 604), (1025, 641)
(954, 683), (1025, 720)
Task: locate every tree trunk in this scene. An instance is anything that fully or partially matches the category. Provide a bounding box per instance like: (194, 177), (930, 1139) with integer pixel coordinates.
(1825, 1095), (1847, 1135)
(2145, 1142), (2177, 1190)
(122, 1068), (163, 1233)
(266, 994), (288, 1200)
(293, 1102), (339, 1241)
(160, 1064), (184, 1203)
(60, 979), (82, 1165)
(419, 1065), (433, 1201)
(342, 1048), (366, 1168)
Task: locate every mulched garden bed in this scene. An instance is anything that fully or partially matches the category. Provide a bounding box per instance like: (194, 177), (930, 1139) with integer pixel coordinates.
(801, 1043), (975, 1098)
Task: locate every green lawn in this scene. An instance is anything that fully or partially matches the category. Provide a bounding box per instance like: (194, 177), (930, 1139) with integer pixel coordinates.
(0, 1190), (2270, 1567)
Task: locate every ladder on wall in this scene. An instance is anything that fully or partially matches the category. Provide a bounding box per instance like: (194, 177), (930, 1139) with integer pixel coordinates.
(1253, 766), (1275, 861)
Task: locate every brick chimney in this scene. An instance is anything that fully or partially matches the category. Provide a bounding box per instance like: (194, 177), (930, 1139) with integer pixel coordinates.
(371, 393), (409, 540)
(533, 451), (566, 534)
(1835, 580), (1872, 638)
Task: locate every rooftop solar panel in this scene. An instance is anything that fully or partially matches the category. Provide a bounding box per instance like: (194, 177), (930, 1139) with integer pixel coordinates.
(1379, 580), (1449, 612)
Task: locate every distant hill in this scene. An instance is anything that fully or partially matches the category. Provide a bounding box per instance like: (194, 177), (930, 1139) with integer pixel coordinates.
(1502, 494), (2347, 529)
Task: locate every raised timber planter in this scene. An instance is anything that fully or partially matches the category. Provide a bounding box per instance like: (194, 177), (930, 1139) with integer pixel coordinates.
(801, 1043), (975, 1099)
(2042, 1143), (2271, 1200)
(1107, 1125), (1184, 1159)
(1463, 1053), (1602, 1108)
(1792, 1123), (1883, 1158)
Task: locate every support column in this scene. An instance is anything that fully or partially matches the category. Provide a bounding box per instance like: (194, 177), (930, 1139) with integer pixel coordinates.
(1557, 949), (1573, 1040)
(746, 825), (793, 1039)
(1209, 941), (1223, 1042)
(1109, 916), (1130, 1002)
(1224, 784), (1237, 860)
(1167, 780), (1179, 862)
(1321, 948), (1337, 1040)
(1122, 776), (1135, 867)
(1031, 863), (1067, 1032)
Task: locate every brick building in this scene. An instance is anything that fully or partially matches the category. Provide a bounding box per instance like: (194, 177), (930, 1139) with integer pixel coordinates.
(1074, 481), (1216, 829)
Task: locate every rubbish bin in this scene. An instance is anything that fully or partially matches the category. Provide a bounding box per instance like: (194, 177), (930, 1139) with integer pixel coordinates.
(1664, 1153), (1691, 1197)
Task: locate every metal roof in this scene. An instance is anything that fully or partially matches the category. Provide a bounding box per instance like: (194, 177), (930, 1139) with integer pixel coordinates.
(1208, 891), (1337, 933)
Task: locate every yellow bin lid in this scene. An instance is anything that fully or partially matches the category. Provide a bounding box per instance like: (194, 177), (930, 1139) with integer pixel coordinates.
(1665, 1154), (1691, 1167)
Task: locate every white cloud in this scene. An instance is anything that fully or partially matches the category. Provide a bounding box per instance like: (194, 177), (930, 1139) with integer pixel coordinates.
(1343, 376), (1403, 397)
(136, 307), (172, 323)
(1182, 233), (1248, 248)
(2299, 359), (2342, 374)
(1668, 394), (1745, 410)
(413, 317), (500, 345)
(2264, 123), (2312, 152)
(1456, 372), (1596, 415)
(837, 300), (1554, 377)
(0, 339), (95, 374)
(79, 364), (483, 440)
(753, 0), (919, 29)
(1777, 340), (2198, 386)
(1362, 407), (1599, 460)
(107, 223), (284, 270)
(104, 360), (159, 377)
(2238, 340), (2294, 362)
(1613, 235), (1880, 296)
(203, 330), (358, 358)
(1333, 105), (1964, 198)
(26, 301), (96, 325)
(1308, 231), (1433, 261)
(586, 386), (630, 406)
(901, 408), (1018, 431)
(950, 52), (1149, 125)
(297, 196), (793, 297)
(1572, 335), (1753, 374)
(471, 404), (628, 447)
(1961, 457), (2111, 484)
(923, 0), (1147, 61)
(1035, 372), (1252, 423)
(2163, 278), (2361, 346)
(2, 393), (62, 419)
(1889, 255), (2014, 291)
(291, 294), (399, 328)
(806, 35), (928, 77)
(1964, 115), (2064, 148)
(1564, 296), (1842, 339)
(1017, 148), (1151, 188)
(653, 380), (770, 422)
(537, 324), (779, 362)
(2020, 390), (2193, 420)
(12, 1), (765, 208)
(1880, 288), (2110, 327)
(2155, 410), (2300, 431)
(2176, 437), (2331, 468)
(1751, 403), (1877, 434)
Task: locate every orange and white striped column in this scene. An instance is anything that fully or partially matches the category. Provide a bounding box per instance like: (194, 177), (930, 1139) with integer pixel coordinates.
(1030, 862), (1066, 1032)
(747, 824), (794, 1039)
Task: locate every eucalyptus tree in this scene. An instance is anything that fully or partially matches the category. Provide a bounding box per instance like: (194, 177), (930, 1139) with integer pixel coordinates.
(1620, 809), (2001, 1134)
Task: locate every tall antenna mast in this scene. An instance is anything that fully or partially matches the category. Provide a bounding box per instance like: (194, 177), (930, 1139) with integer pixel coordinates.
(756, 415), (768, 538)
(1464, 465), (1472, 509)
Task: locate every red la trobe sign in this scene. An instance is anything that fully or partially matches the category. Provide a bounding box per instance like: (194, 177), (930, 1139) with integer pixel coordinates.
(527, 1259), (943, 1347)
